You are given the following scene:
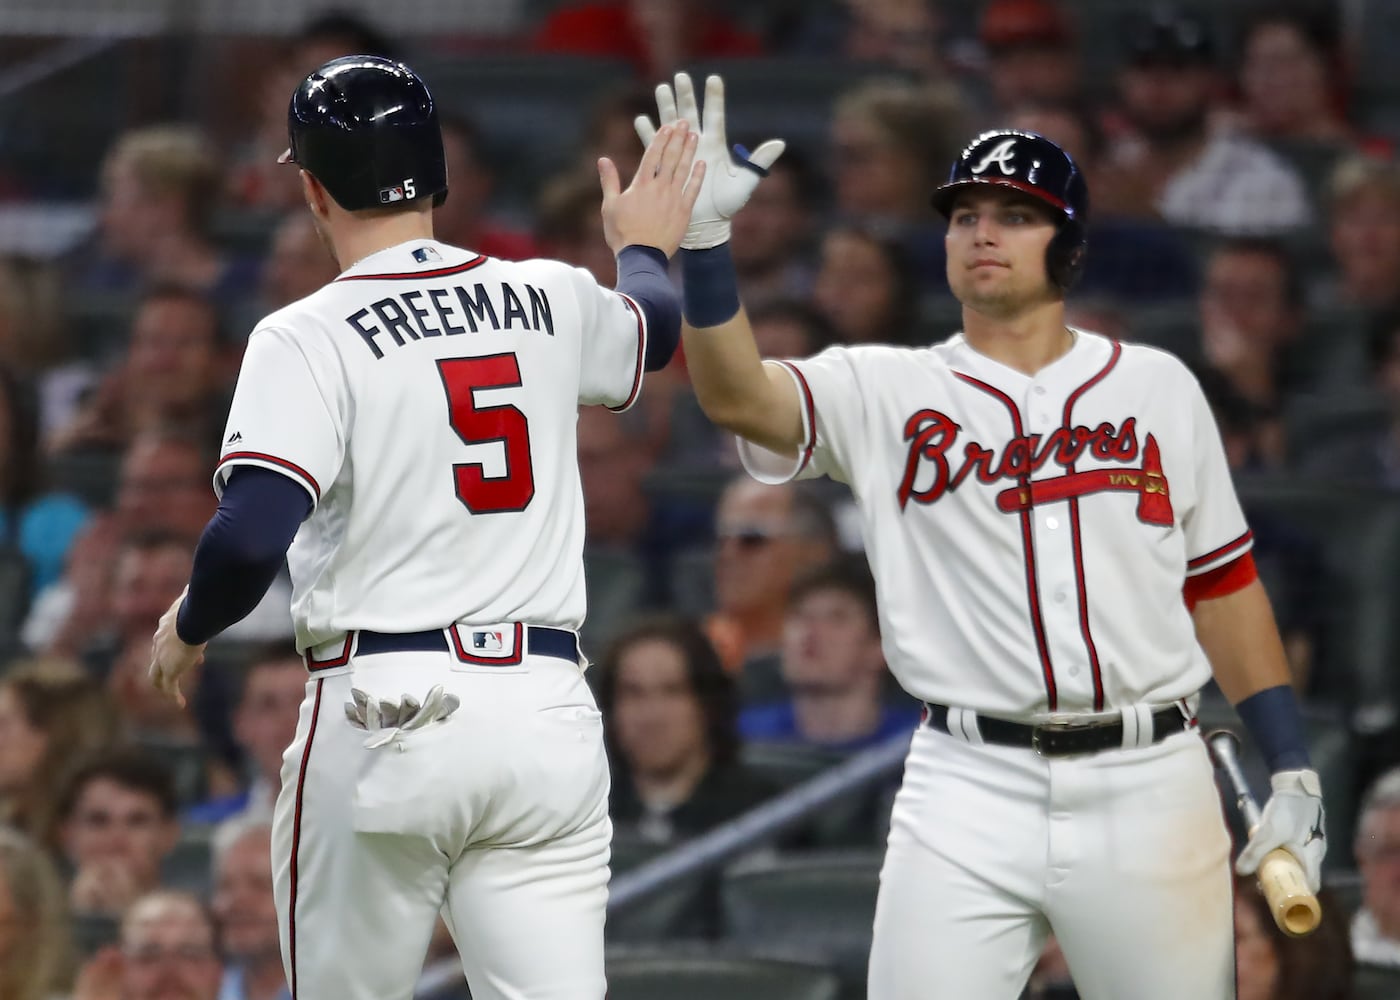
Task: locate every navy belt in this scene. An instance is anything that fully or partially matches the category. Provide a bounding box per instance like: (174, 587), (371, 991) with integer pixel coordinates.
(306, 625), (579, 671)
(922, 702), (1188, 757)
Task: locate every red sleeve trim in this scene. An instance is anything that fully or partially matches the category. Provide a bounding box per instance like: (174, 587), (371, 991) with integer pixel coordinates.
(777, 361), (816, 475)
(1186, 529), (1254, 572)
(219, 451), (321, 502)
(1183, 552), (1258, 611)
(606, 293), (646, 413)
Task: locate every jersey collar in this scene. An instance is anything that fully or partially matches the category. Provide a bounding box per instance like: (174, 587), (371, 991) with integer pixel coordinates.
(335, 239), (485, 281)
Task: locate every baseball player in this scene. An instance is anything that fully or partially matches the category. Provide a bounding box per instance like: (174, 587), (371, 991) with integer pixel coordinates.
(147, 56), (704, 999)
(641, 74), (1327, 999)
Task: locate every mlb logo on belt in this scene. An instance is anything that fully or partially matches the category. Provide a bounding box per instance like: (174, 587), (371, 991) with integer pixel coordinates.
(472, 630), (505, 652)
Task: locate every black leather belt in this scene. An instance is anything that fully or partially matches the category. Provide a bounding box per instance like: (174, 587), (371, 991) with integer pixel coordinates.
(922, 702), (1189, 757)
(307, 625), (579, 670)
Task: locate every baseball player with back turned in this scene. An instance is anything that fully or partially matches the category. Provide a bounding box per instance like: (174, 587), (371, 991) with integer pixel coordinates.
(146, 56), (705, 999)
(641, 74), (1327, 998)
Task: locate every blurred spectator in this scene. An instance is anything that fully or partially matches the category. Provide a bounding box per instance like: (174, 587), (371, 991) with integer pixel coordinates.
(706, 477), (838, 698)
(1234, 875), (1352, 999)
(534, 0), (762, 79)
(579, 86), (657, 188)
(1232, 7), (1358, 148)
(740, 557), (917, 750)
(831, 79), (967, 229)
(0, 659), (122, 850)
(812, 223), (920, 345)
(113, 432), (219, 543)
(978, 0), (1081, 113)
(1199, 368), (1323, 691)
(73, 890), (224, 1000)
(0, 256), (94, 436)
(259, 213), (338, 311)
(1106, 6), (1311, 235)
(775, 0), (949, 81)
(1353, 767), (1400, 965)
(1323, 156), (1400, 316)
(1005, 102), (1200, 300)
(750, 299), (839, 361)
(212, 822), (286, 1000)
(595, 615), (775, 846)
(1197, 238), (1307, 414)
(0, 364), (89, 599)
(57, 749), (181, 922)
(86, 531), (193, 675)
(730, 149), (821, 308)
(0, 825), (71, 1000)
(185, 646), (304, 851)
(228, 11), (397, 211)
(1296, 320), (1400, 490)
(535, 168), (615, 287)
(50, 287), (231, 455)
(77, 126), (258, 306)
(433, 115), (538, 262)
(1063, 298), (1130, 341)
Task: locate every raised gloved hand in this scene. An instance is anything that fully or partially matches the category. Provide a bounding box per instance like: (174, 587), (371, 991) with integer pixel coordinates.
(634, 72), (785, 250)
(345, 684), (461, 750)
(1235, 768), (1326, 894)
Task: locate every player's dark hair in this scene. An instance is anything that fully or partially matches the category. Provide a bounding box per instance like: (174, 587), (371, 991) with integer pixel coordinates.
(1208, 236), (1305, 309)
(822, 222), (921, 345)
(55, 747), (179, 822)
(788, 555), (879, 635)
(237, 643), (305, 700)
(1231, 875), (1353, 1000)
(748, 299), (840, 356)
(593, 614), (741, 769)
(293, 10), (396, 60)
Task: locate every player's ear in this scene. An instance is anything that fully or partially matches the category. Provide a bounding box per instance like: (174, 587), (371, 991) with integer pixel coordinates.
(300, 170), (331, 221)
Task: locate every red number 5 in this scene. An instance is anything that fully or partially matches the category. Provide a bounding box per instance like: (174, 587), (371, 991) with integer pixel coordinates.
(436, 354), (535, 513)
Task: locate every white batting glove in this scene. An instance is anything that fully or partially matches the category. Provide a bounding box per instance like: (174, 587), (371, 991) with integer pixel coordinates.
(634, 73), (785, 250)
(1235, 768), (1326, 894)
(345, 684), (461, 750)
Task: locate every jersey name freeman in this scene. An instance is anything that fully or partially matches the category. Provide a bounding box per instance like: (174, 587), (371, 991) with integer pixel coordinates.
(347, 281), (555, 360)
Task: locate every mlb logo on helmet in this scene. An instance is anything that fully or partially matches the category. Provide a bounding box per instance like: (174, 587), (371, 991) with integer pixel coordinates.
(380, 185), (406, 204)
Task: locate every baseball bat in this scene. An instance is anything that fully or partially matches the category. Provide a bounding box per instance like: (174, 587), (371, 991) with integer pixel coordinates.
(1207, 729), (1321, 937)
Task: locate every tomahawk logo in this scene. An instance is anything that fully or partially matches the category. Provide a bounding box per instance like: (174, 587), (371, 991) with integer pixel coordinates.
(970, 138), (1019, 176)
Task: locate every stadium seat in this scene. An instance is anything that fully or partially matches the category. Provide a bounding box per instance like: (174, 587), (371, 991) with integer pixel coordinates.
(1324, 869), (1364, 921)
(1119, 300), (1199, 361)
(580, 548), (646, 654)
(1352, 962), (1400, 1000)
(1283, 391), (1390, 471)
(741, 742), (844, 790)
(605, 945), (842, 1000)
(720, 850), (882, 996)
(666, 545), (717, 619)
(606, 833), (716, 943)
(1233, 478), (1400, 736)
(163, 829), (213, 896)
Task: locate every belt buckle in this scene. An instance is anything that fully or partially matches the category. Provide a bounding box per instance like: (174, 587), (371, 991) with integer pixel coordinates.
(1030, 717), (1082, 757)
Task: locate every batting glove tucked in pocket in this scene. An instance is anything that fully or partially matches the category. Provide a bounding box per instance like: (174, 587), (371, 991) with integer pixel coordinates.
(1234, 768), (1326, 894)
(344, 684), (461, 750)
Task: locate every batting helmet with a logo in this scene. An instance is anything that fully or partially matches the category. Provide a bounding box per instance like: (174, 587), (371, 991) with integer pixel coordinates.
(280, 55), (448, 212)
(931, 129), (1088, 291)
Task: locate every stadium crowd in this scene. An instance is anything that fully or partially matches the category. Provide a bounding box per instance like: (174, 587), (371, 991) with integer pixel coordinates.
(2, 1), (1400, 997)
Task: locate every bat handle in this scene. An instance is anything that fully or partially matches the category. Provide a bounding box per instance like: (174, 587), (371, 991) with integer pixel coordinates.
(1257, 847), (1321, 937)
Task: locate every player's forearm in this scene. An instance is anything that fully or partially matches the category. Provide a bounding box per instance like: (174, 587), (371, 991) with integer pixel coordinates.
(175, 468), (309, 645)
(680, 246), (803, 453)
(1193, 577), (1310, 771)
(614, 245), (680, 371)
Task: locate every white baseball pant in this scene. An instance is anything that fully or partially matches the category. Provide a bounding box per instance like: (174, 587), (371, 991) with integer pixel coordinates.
(270, 631), (611, 1000)
(868, 721), (1234, 999)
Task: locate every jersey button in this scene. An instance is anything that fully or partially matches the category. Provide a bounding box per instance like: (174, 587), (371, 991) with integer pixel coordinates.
(1045, 516), (1059, 530)
(1033, 386), (1047, 396)
(1054, 588), (1068, 603)
(1069, 666), (1081, 677)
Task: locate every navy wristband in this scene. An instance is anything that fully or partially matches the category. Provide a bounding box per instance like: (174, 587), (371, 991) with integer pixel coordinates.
(680, 245), (741, 329)
(1235, 684), (1311, 772)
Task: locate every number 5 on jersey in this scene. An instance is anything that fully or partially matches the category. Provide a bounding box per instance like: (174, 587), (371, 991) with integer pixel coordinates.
(436, 354), (535, 513)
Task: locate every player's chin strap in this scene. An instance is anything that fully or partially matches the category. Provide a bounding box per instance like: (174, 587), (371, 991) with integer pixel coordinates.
(344, 684), (461, 750)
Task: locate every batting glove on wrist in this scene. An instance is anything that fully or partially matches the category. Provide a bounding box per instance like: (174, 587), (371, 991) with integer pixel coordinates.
(345, 684), (461, 750)
(1234, 768), (1326, 894)
(634, 73), (785, 250)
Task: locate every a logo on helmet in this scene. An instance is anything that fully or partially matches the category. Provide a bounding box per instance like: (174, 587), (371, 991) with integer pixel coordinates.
(969, 138), (1019, 177)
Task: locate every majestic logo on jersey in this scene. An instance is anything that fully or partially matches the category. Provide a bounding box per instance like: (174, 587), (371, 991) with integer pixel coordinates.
(897, 410), (1173, 525)
(969, 138), (1020, 176)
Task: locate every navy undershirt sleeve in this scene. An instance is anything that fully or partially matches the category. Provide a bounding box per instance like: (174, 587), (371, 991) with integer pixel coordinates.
(616, 245), (680, 371)
(175, 466), (311, 645)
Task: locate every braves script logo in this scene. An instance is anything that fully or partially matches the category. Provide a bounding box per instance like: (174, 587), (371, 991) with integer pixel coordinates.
(897, 410), (1174, 525)
(970, 137), (1019, 176)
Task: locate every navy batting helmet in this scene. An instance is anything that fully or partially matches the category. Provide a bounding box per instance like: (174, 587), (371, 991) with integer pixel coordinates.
(931, 129), (1088, 291)
(280, 55), (448, 212)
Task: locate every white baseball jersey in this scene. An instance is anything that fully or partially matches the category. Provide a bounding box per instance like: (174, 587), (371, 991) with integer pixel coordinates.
(216, 239), (646, 651)
(740, 330), (1251, 718)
